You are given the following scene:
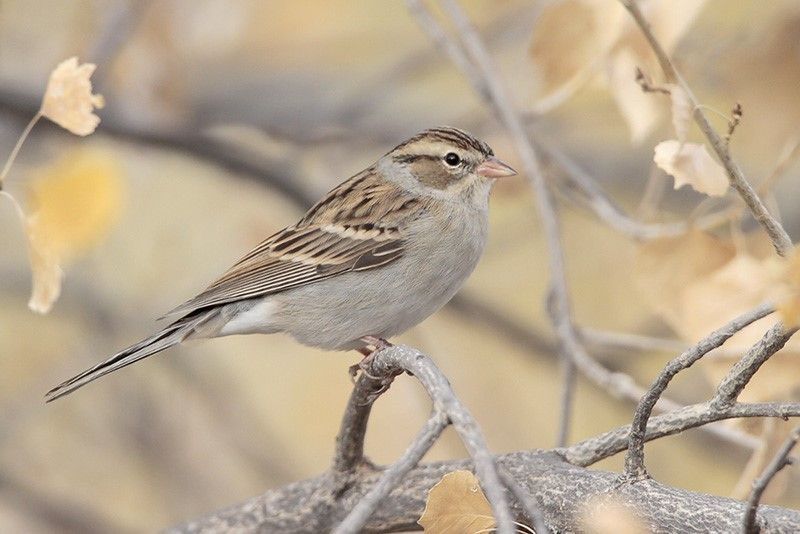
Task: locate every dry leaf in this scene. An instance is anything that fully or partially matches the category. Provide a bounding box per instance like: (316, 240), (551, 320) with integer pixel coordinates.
(530, 0), (624, 93)
(23, 149), (124, 313)
(608, 48), (662, 144)
(639, 0), (709, 53)
(418, 470), (494, 533)
(40, 57), (104, 136)
(25, 213), (64, 314)
(777, 249), (800, 328)
(668, 84), (693, 142)
(634, 230), (735, 332)
(654, 140), (729, 196)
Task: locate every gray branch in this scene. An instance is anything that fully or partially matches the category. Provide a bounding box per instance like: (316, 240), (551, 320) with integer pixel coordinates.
(624, 303), (776, 479)
(171, 449), (800, 533)
(620, 0), (793, 256)
(743, 426), (800, 533)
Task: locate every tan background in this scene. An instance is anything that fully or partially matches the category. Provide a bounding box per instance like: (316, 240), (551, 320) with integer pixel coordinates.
(0, 0), (799, 531)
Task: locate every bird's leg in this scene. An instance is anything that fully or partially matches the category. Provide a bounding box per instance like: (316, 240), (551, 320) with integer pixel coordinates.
(348, 337), (395, 398)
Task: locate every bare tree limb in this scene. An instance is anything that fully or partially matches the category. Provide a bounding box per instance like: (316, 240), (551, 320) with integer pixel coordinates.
(341, 345), (516, 534)
(620, 0), (793, 256)
(743, 426), (800, 534)
(624, 303), (776, 480)
(333, 410), (449, 534)
(564, 402), (800, 468)
(409, 0), (582, 446)
(712, 324), (798, 409)
(172, 448), (800, 533)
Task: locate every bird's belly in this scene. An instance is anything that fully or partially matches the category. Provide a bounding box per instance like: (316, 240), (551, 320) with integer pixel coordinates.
(273, 221), (486, 350)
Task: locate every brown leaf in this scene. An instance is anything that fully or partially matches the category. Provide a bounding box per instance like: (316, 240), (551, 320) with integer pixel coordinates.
(654, 140), (729, 196)
(418, 470), (495, 533)
(40, 57), (104, 136)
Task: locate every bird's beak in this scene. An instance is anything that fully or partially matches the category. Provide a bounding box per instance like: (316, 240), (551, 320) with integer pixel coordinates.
(476, 156), (517, 178)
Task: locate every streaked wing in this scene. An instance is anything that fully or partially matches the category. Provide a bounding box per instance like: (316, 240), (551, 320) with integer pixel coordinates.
(165, 169), (423, 318)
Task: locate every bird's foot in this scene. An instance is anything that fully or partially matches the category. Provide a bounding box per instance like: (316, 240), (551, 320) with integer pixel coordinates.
(348, 337), (394, 383)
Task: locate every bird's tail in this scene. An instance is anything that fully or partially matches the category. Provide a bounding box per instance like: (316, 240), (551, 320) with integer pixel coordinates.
(45, 311), (214, 403)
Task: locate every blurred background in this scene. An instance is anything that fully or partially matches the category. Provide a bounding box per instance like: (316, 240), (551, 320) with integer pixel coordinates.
(1, 0), (800, 531)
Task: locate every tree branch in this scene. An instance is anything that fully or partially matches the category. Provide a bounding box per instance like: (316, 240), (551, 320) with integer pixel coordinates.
(333, 410), (449, 534)
(743, 426), (800, 533)
(712, 324), (798, 409)
(624, 303), (776, 479)
(620, 0), (793, 256)
(171, 448), (800, 533)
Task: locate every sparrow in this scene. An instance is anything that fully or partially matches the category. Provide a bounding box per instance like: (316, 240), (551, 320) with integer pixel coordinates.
(45, 126), (516, 402)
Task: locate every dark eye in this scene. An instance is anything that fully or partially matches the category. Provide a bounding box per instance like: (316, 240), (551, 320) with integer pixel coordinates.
(444, 152), (461, 166)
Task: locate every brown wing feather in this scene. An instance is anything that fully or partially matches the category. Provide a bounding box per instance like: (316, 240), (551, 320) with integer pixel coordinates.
(164, 170), (423, 318)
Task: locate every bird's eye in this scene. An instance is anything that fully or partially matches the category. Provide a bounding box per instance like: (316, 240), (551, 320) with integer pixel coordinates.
(444, 152), (461, 166)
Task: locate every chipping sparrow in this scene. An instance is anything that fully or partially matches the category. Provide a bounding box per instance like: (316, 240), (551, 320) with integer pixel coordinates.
(46, 126), (516, 401)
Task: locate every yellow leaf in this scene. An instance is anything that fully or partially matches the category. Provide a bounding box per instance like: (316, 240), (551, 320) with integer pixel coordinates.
(418, 470), (495, 533)
(22, 149), (124, 313)
(654, 140), (729, 196)
(40, 57), (104, 136)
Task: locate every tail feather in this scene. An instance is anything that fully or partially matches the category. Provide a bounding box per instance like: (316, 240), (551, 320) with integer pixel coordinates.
(45, 312), (213, 402)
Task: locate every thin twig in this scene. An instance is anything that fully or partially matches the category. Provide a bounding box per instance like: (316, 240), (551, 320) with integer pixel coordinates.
(580, 327), (688, 354)
(712, 324), (797, 409)
(563, 402), (800, 468)
(620, 0), (793, 256)
(418, 0), (580, 447)
(0, 111), (41, 187)
(537, 137), (735, 240)
(624, 303), (775, 480)
(499, 467), (550, 534)
(742, 426), (800, 534)
(333, 410), (449, 534)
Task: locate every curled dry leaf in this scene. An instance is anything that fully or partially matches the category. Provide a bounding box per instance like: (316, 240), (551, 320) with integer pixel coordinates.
(418, 470), (495, 533)
(40, 56), (104, 136)
(653, 140), (729, 196)
(24, 149), (124, 313)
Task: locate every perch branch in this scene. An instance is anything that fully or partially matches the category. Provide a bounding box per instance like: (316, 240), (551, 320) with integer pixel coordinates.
(333, 345), (516, 534)
(620, 0), (793, 256)
(173, 448), (800, 533)
(742, 426), (800, 534)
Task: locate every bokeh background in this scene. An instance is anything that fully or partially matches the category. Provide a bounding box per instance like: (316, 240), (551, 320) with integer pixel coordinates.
(1, 0), (800, 531)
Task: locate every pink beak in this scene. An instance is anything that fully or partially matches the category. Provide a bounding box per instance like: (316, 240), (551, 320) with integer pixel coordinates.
(476, 156), (517, 178)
